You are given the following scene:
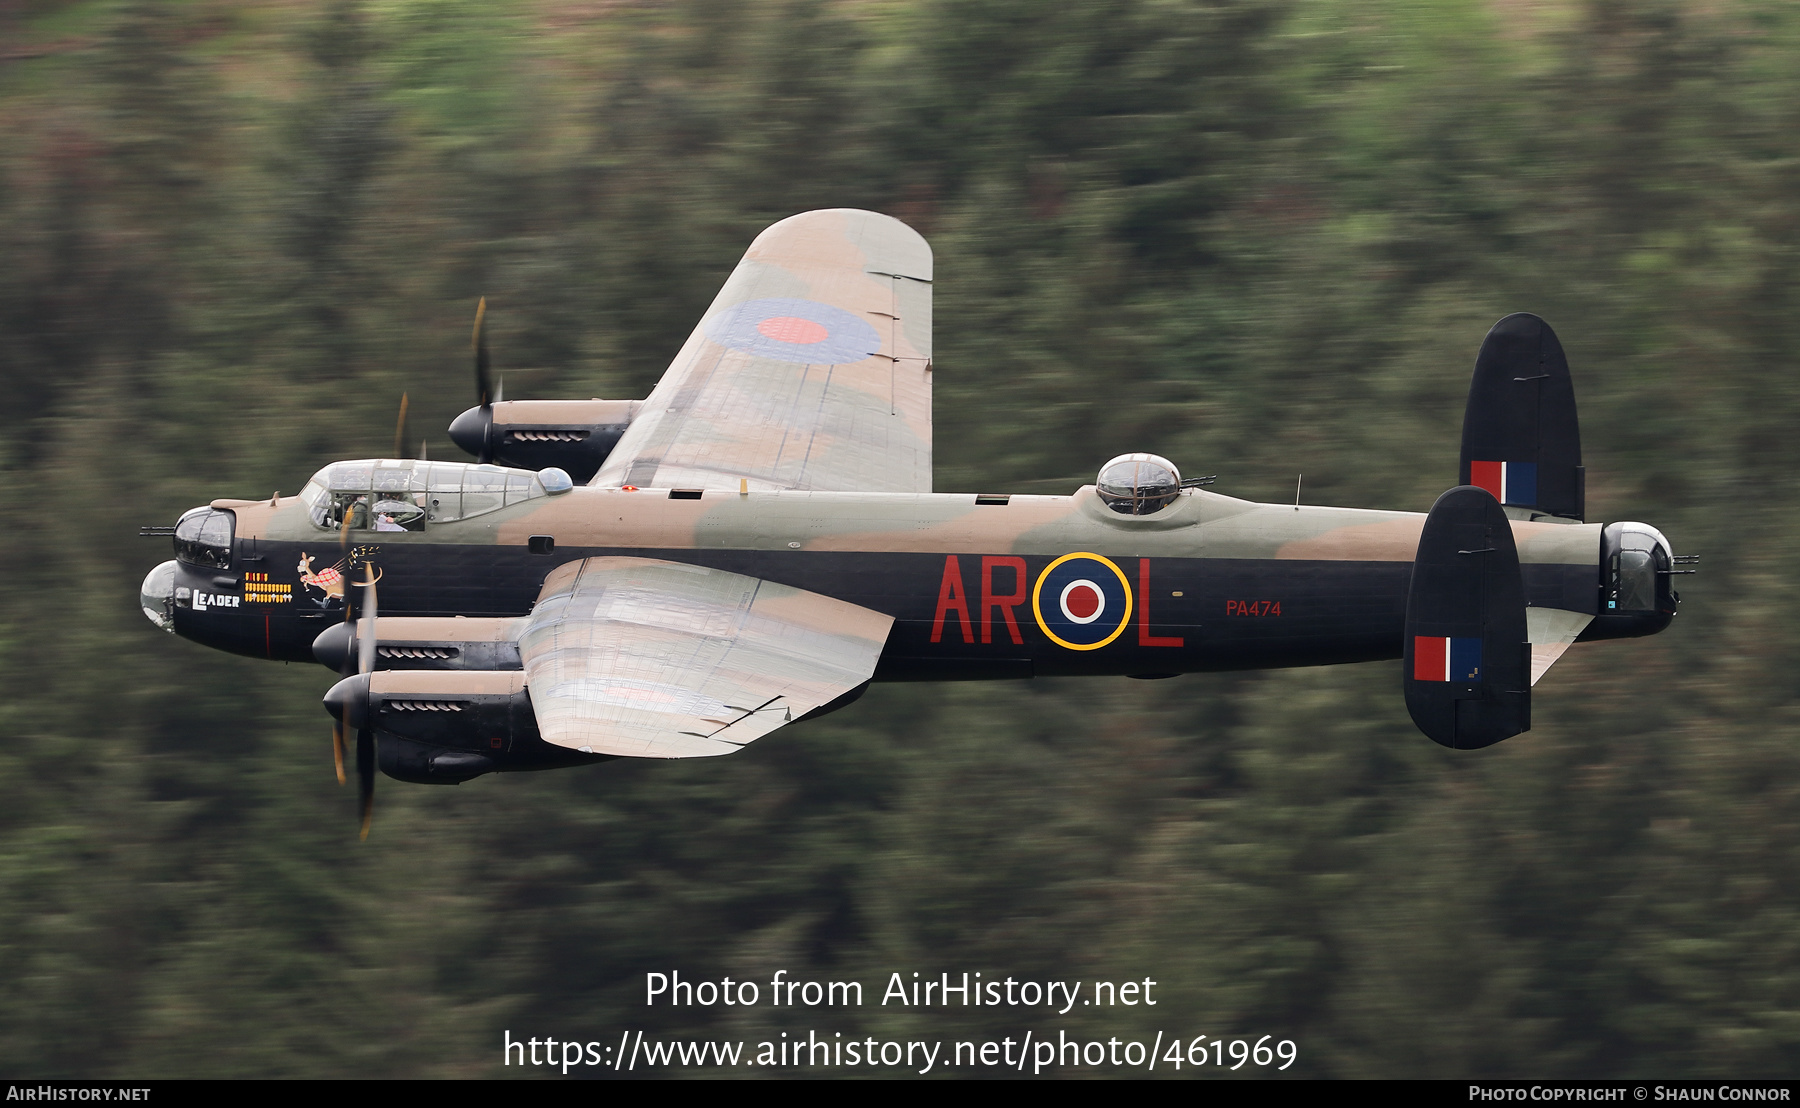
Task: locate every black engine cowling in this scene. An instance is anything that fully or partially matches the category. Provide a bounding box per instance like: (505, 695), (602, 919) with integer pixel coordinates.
(323, 670), (611, 783)
(448, 399), (638, 483)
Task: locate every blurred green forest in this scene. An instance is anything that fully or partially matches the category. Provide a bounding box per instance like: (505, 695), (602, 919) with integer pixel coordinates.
(2, 0), (1798, 1079)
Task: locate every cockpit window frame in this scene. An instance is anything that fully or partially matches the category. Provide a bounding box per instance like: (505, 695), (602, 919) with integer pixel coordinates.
(174, 507), (235, 569)
(301, 459), (549, 534)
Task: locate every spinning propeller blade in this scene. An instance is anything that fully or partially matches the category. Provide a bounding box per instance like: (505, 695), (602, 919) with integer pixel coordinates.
(472, 298), (497, 462)
(357, 566), (378, 677)
(328, 533), (355, 780)
(353, 564), (379, 838)
(474, 297), (494, 411)
(357, 727), (375, 841)
(325, 564), (381, 830)
(392, 393), (410, 459)
(448, 297), (500, 462)
(339, 488), (354, 562)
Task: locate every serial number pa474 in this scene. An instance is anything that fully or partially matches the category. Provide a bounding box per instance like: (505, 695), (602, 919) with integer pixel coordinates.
(1225, 600), (1281, 616)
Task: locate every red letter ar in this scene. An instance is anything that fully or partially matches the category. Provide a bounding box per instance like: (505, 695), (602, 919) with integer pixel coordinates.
(931, 555), (975, 644)
(981, 556), (1027, 645)
(1138, 559), (1184, 647)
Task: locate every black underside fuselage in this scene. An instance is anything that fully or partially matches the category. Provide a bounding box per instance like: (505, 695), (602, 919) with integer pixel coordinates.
(169, 539), (1439, 679)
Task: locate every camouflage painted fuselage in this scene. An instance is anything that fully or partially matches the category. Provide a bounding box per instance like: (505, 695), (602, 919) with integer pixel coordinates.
(167, 483), (1603, 678)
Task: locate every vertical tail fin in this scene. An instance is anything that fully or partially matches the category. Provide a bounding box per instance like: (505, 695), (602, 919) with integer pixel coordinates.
(1404, 485), (1531, 749)
(1459, 313), (1584, 522)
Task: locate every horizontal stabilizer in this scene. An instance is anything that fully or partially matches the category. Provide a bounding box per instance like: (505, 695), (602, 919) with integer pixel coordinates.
(1526, 606), (1593, 686)
(1460, 313), (1584, 521)
(1404, 486), (1531, 749)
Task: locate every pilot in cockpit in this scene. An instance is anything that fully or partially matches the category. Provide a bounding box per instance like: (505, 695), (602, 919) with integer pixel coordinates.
(370, 494), (425, 532)
(324, 492), (425, 533)
(336, 494), (370, 531)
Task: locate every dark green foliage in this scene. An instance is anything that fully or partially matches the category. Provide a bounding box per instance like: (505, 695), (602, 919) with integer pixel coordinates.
(0, 0), (1797, 1078)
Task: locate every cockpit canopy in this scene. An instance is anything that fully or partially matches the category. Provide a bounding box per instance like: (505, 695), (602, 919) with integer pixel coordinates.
(1096, 453), (1182, 516)
(298, 459), (566, 533)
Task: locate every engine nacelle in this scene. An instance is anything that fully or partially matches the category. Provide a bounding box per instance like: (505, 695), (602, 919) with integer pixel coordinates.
(312, 617), (522, 673)
(448, 399), (639, 483)
(322, 670), (609, 783)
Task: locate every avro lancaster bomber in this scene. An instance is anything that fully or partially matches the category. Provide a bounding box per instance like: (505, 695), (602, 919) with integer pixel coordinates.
(138, 210), (1688, 834)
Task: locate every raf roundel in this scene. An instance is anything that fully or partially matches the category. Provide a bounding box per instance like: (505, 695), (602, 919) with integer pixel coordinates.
(704, 297), (883, 366)
(1060, 579), (1105, 624)
(1033, 553), (1133, 651)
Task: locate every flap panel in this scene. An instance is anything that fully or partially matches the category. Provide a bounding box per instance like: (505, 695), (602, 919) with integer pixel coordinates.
(518, 557), (893, 758)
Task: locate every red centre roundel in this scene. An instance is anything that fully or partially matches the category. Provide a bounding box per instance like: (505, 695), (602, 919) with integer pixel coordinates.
(757, 316), (829, 344)
(1059, 579), (1105, 625)
(1065, 584), (1100, 619)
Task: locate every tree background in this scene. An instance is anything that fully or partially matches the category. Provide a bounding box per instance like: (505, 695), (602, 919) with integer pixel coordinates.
(1, 0), (1796, 1077)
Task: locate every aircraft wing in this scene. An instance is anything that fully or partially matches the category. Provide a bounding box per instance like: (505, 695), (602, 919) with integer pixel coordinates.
(594, 209), (934, 493)
(517, 557), (893, 758)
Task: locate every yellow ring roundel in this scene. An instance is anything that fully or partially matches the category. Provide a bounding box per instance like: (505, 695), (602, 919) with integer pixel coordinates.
(1031, 553), (1134, 651)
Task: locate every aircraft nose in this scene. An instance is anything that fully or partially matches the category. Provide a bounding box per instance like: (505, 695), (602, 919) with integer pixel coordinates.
(140, 560), (178, 632)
